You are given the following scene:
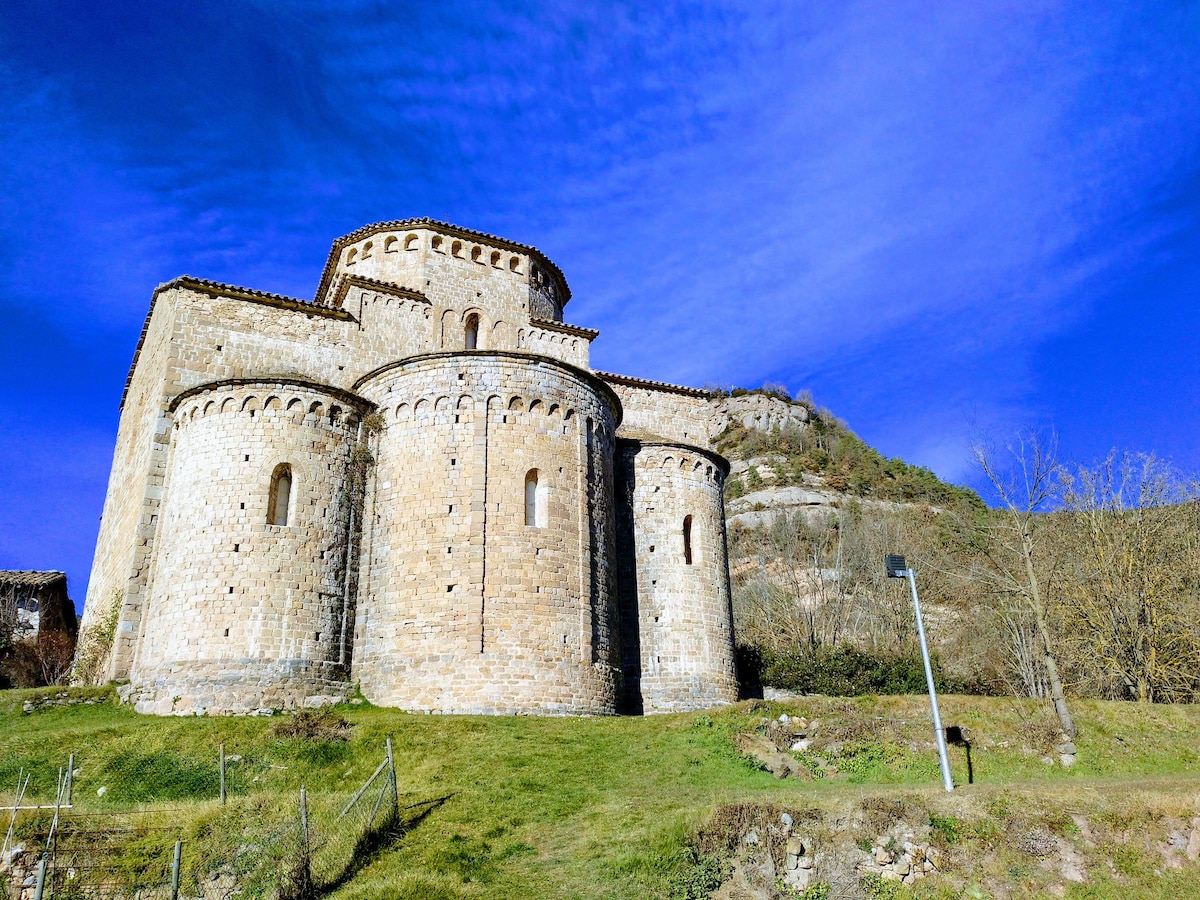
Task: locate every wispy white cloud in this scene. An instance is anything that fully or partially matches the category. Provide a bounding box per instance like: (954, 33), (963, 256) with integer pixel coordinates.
(0, 0), (1196, 595)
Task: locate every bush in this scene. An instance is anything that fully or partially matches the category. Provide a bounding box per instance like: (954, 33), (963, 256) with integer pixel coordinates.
(739, 644), (988, 696)
(1, 632), (75, 688)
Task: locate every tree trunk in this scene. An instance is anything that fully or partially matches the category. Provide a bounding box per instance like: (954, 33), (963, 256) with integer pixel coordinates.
(1024, 534), (1077, 739)
(1038, 615), (1076, 738)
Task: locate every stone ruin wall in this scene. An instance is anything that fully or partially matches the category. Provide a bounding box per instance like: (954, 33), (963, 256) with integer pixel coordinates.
(123, 381), (370, 714)
(617, 441), (738, 713)
(353, 354), (622, 714)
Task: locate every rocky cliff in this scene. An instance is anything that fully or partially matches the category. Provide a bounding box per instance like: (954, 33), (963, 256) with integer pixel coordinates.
(705, 390), (978, 528)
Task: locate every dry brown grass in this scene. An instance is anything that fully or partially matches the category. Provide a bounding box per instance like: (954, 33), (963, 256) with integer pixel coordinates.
(269, 707), (353, 741)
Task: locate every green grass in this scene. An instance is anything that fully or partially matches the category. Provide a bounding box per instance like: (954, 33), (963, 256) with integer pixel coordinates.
(2, 689), (1200, 898)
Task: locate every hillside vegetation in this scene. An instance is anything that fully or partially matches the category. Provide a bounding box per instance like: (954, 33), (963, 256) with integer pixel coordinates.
(716, 386), (1200, 708)
(713, 388), (981, 509)
(3, 688), (1200, 898)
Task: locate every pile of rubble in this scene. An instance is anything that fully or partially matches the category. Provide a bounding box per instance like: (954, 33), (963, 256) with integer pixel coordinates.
(859, 839), (943, 885)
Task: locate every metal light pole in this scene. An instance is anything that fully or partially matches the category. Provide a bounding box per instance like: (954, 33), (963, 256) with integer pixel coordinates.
(885, 554), (954, 792)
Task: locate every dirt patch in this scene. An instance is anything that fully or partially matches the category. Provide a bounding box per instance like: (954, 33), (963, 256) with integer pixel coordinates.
(270, 708), (352, 741)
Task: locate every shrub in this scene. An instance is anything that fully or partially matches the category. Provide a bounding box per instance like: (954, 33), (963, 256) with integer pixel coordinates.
(742, 644), (982, 696)
(1, 632), (75, 687)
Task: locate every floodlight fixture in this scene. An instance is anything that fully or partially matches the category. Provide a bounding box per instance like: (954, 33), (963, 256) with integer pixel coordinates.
(885, 552), (954, 792)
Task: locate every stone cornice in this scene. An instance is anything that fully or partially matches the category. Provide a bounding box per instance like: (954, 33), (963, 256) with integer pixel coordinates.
(329, 274), (430, 311)
(164, 276), (353, 318)
(596, 371), (711, 399)
(167, 377), (375, 414)
(353, 350), (623, 429)
(616, 437), (730, 475)
(314, 218), (571, 309)
(528, 317), (599, 340)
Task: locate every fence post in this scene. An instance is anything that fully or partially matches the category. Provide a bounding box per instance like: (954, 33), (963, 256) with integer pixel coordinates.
(47, 769), (64, 853)
(66, 754), (74, 806)
(386, 737), (398, 810)
(300, 785), (308, 850)
(171, 839), (182, 900)
(2, 770), (29, 862)
(32, 852), (47, 900)
(219, 744), (226, 806)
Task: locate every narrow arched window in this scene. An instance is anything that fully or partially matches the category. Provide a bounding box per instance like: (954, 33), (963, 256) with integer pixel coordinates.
(525, 469), (539, 527)
(465, 314), (479, 350)
(683, 515), (693, 565)
(268, 463), (293, 526)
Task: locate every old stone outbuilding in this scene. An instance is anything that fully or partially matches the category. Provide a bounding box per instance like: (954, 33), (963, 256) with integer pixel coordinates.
(76, 219), (738, 715)
(1, 571), (75, 641)
(1, 571), (77, 688)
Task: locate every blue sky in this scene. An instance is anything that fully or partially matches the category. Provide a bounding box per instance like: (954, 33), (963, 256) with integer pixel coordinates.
(1, 1), (1198, 608)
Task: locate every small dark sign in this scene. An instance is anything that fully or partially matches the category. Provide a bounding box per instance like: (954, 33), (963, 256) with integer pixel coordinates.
(944, 725), (971, 746)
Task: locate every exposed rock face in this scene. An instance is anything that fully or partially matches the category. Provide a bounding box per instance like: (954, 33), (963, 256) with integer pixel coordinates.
(726, 481), (908, 529)
(708, 394), (810, 442)
(735, 732), (811, 780)
(727, 484), (845, 528)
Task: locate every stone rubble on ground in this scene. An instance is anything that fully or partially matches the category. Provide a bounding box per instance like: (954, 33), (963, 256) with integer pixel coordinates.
(21, 692), (102, 714)
(859, 839), (941, 885)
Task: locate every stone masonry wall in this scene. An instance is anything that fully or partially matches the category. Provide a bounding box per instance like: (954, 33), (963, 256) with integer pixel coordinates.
(616, 440), (738, 713)
(125, 381), (370, 714)
(82, 221), (588, 666)
(80, 220), (738, 717)
(328, 226), (590, 369)
(77, 289), (178, 681)
(518, 321), (590, 369)
(353, 352), (622, 714)
(78, 226), (592, 680)
(603, 378), (712, 447)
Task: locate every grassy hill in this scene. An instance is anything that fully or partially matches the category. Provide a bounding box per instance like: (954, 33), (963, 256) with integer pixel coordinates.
(3, 687), (1200, 899)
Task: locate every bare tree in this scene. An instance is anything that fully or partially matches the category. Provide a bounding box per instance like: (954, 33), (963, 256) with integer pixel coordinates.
(1059, 452), (1200, 702)
(732, 511), (852, 652)
(730, 504), (932, 656)
(841, 504), (920, 651)
(958, 430), (1076, 737)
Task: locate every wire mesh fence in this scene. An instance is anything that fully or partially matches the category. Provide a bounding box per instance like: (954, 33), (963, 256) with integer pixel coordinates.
(0, 735), (409, 899)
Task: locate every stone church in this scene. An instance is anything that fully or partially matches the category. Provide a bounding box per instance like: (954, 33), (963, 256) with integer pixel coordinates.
(77, 219), (737, 715)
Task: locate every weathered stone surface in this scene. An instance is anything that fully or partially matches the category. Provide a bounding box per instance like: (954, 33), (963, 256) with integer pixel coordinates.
(735, 733), (811, 779)
(708, 394), (810, 441)
(77, 220), (738, 717)
(615, 440), (737, 713)
(1187, 817), (1200, 861)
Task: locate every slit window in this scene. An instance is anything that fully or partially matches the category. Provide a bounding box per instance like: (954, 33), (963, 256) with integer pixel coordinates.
(268, 463), (293, 526)
(465, 314), (479, 350)
(683, 515), (693, 565)
(525, 469), (538, 526)
(525, 468), (547, 527)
